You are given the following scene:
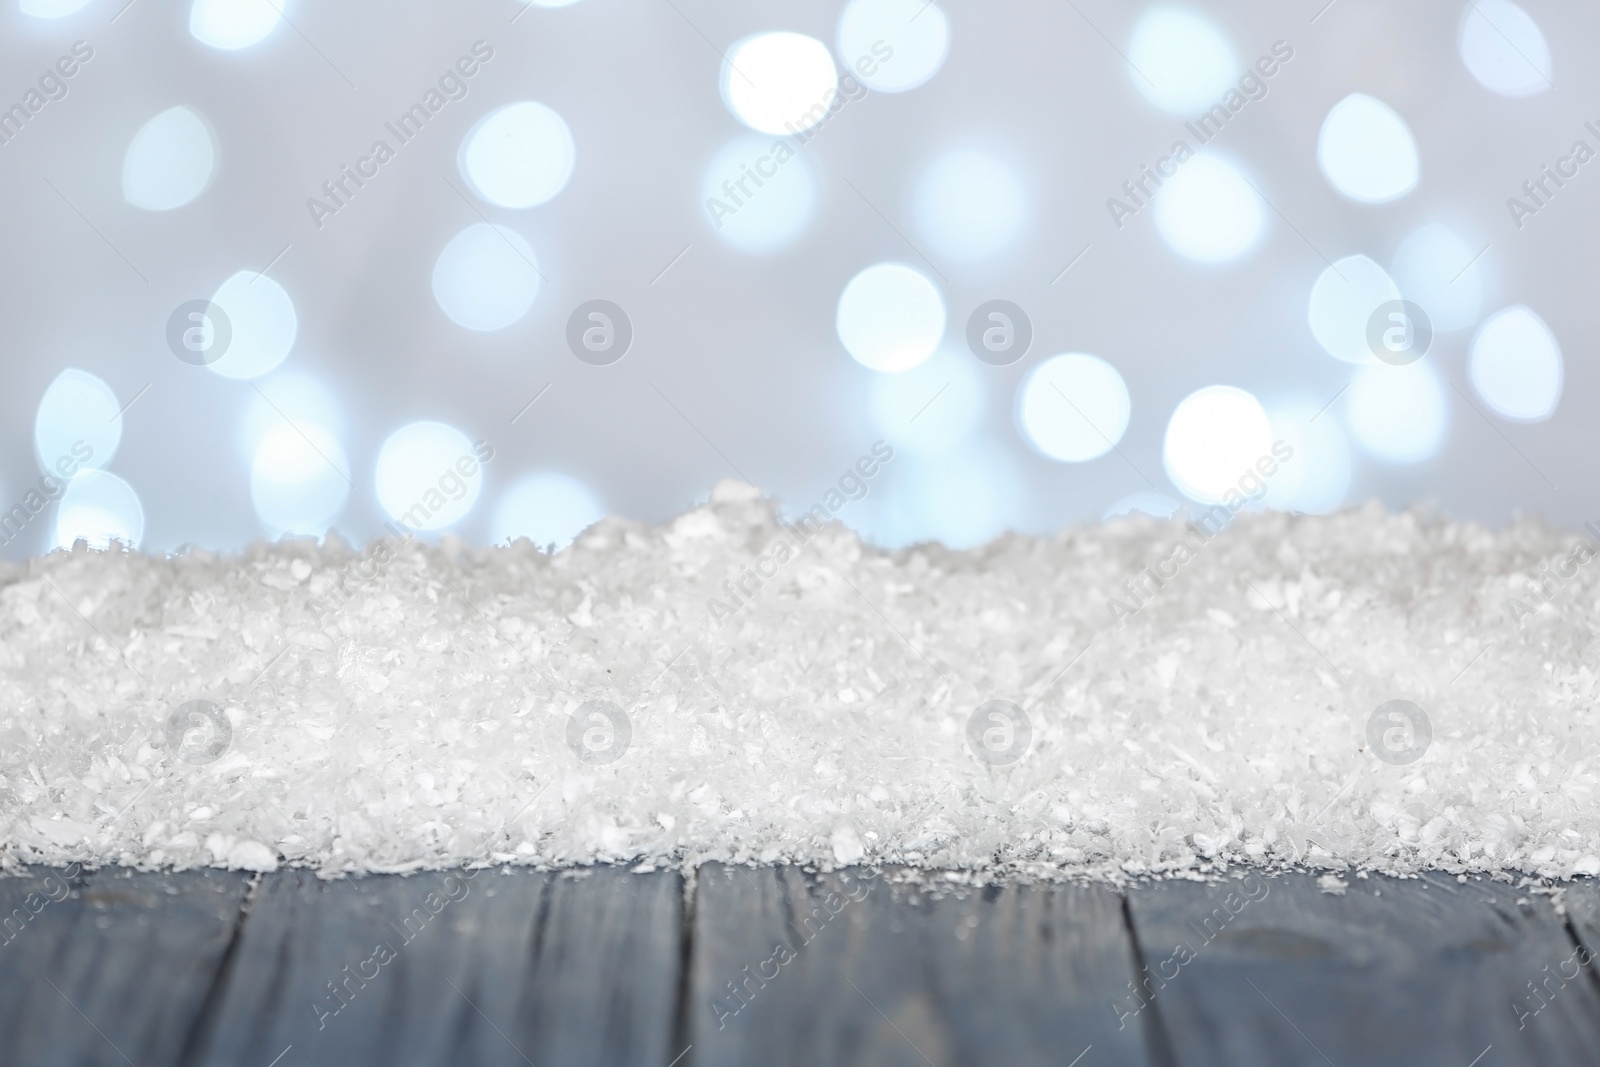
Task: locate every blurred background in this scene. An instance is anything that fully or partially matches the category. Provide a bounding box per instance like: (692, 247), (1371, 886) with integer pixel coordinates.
(0, 0), (1590, 558)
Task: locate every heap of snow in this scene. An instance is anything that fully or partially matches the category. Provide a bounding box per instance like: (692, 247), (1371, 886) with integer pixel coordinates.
(2, 481), (1598, 882)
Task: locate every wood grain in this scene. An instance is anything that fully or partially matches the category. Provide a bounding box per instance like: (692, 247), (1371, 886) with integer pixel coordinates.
(191, 865), (683, 1067)
(0, 864), (252, 1067)
(6, 862), (1599, 1067)
(686, 864), (1158, 1067)
(1127, 871), (1600, 1067)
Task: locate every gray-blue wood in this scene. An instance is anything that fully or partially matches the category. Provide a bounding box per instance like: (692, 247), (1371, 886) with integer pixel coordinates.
(1557, 879), (1600, 1009)
(0, 864), (252, 1067)
(1126, 871), (1600, 1066)
(189, 865), (682, 1067)
(687, 863), (1157, 1067)
(7, 862), (1600, 1067)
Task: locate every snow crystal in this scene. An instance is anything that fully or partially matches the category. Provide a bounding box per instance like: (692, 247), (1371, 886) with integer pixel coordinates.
(3, 484), (1600, 883)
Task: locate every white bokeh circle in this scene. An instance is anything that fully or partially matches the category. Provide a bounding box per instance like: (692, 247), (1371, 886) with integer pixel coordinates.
(208, 271), (298, 381)
(1344, 360), (1448, 464)
(837, 0), (950, 92)
(1308, 254), (1402, 365)
(1127, 6), (1238, 114)
(1153, 154), (1265, 263)
(35, 368), (121, 473)
(722, 32), (839, 136)
(492, 473), (606, 549)
(432, 224), (542, 332)
(1469, 305), (1562, 422)
(1460, 0), (1552, 97)
(1318, 94), (1419, 203)
(123, 106), (216, 211)
(190, 0), (281, 49)
(459, 102), (575, 209)
(1018, 354), (1132, 463)
(375, 421), (485, 531)
(836, 262), (946, 372)
(250, 423), (351, 538)
(54, 470), (145, 550)
(1163, 385), (1274, 504)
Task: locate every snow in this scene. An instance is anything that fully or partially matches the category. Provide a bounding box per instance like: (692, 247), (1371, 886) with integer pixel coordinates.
(2, 482), (1599, 883)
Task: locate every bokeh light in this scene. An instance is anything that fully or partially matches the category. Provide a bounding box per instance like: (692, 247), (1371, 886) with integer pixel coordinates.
(209, 271), (298, 381)
(1317, 94), (1419, 203)
(238, 371), (343, 462)
(701, 134), (818, 254)
(1153, 154), (1265, 264)
(1469, 305), (1562, 422)
(1264, 398), (1353, 514)
(374, 421), (484, 532)
(20, 0), (92, 18)
(491, 473), (605, 549)
(901, 441), (1021, 549)
(431, 223), (542, 332)
(459, 102), (575, 209)
(35, 368), (120, 472)
(1344, 360), (1448, 464)
(1127, 6), (1238, 114)
(836, 0), (950, 93)
(1163, 385), (1273, 504)
(53, 470), (144, 551)
(1459, 0), (1551, 97)
(868, 346), (983, 456)
(250, 423), (351, 538)
(1018, 354), (1131, 463)
(0, 0), (1587, 569)
(1390, 223), (1483, 332)
(722, 32), (838, 136)
(123, 106), (215, 212)
(1308, 254), (1401, 364)
(836, 262), (945, 373)
(912, 151), (1028, 262)
(189, 0), (282, 50)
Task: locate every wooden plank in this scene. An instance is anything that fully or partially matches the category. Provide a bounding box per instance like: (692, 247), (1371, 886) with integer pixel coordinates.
(192, 865), (682, 1067)
(0, 864), (253, 1067)
(1558, 878), (1600, 1003)
(687, 863), (1156, 1067)
(1127, 871), (1600, 1067)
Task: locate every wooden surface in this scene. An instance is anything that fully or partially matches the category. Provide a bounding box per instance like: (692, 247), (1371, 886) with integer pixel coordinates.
(2, 863), (1599, 1066)
(0, 865), (251, 1067)
(1128, 871), (1600, 1067)
(688, 863), (1150, 1067)
(190, 866), (683, 1067)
